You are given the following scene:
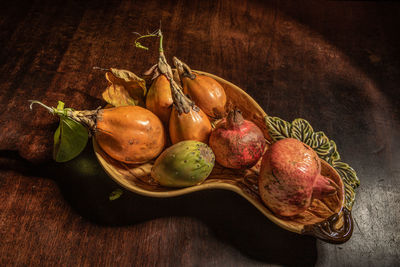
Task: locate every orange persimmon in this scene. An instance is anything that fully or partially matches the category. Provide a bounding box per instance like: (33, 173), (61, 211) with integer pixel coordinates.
(145, 74), (173, 126)
(169, 106), (212, 144)
(173, 57), (227, 118)
(95, 105), (165, 164)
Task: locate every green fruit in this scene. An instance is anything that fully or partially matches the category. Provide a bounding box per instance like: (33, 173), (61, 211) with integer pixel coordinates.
(151, 140), (215, 187)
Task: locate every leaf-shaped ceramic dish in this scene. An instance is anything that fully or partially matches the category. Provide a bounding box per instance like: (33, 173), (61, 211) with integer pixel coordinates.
(93, 71), (360, 244)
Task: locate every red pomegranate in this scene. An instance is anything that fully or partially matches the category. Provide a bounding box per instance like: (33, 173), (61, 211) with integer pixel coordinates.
(259, 138), (336, 217)
(209, 109), (265, 169)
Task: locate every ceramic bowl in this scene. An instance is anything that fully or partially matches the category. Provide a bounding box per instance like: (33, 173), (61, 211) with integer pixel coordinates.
(93, 70), (360, 243)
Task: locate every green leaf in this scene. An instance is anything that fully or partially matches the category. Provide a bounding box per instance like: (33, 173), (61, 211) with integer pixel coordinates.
(109, 189), (123, 201)
(53, 114), (89, 163)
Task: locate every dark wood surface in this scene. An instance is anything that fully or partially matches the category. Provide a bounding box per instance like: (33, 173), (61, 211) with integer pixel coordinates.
(1, 0), (399, 266)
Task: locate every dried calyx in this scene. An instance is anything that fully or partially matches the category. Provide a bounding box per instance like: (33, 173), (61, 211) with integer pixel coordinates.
(226, 108), (244, 129)
(173, 57), (196, 80)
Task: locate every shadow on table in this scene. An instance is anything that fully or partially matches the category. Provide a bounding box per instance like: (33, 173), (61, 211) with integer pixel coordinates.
(3, 140), (316, 266)
(56, 141), (317, 265)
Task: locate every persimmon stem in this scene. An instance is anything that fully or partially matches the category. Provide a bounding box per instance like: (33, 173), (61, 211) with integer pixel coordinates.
(134, 29), (198, 114)
(134, 28), (162, 51)
(92, 66), (110, 71)
(29, 100), (52, 112)
(158, 30), (163, 53)
(29, 100), (63, 116)
(29, 100), (98, 130)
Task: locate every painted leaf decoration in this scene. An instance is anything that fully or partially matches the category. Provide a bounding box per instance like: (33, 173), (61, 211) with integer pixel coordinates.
(334, 161), (359, 210)
(53, 114), (89, 163)
(265, 116), (291, 141)
(310, 131), (331, 159)
(102, 68), (146, 107)
(290, 118), (313, 144)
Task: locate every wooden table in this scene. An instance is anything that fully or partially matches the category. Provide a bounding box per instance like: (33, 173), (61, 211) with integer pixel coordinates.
(1, 0), (399, 266)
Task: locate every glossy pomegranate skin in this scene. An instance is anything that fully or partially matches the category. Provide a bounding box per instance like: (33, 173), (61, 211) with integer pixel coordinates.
(209, 110), (265, 169)
(259, 138), (335, 217)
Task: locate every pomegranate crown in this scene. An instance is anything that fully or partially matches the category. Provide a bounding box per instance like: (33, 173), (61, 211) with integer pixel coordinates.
(226, 107), (244, 128)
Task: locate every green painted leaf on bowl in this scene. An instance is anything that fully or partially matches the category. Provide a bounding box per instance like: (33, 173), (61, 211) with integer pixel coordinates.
(291, 118), (313, 142)
(266, 116), (291, 141)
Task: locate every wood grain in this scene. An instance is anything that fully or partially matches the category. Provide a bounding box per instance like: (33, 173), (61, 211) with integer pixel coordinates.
(1, 0), (399, 266)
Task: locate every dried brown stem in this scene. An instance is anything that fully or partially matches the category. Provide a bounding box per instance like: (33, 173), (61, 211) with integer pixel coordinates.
(66, 109), (99, 130)
(154, 31), (198, 115)
(29, 100), (99, 131)
(135, 29), (199, 115)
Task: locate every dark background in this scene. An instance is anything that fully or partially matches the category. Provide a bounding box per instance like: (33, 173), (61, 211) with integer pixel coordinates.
(1, 0), (399, 266)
